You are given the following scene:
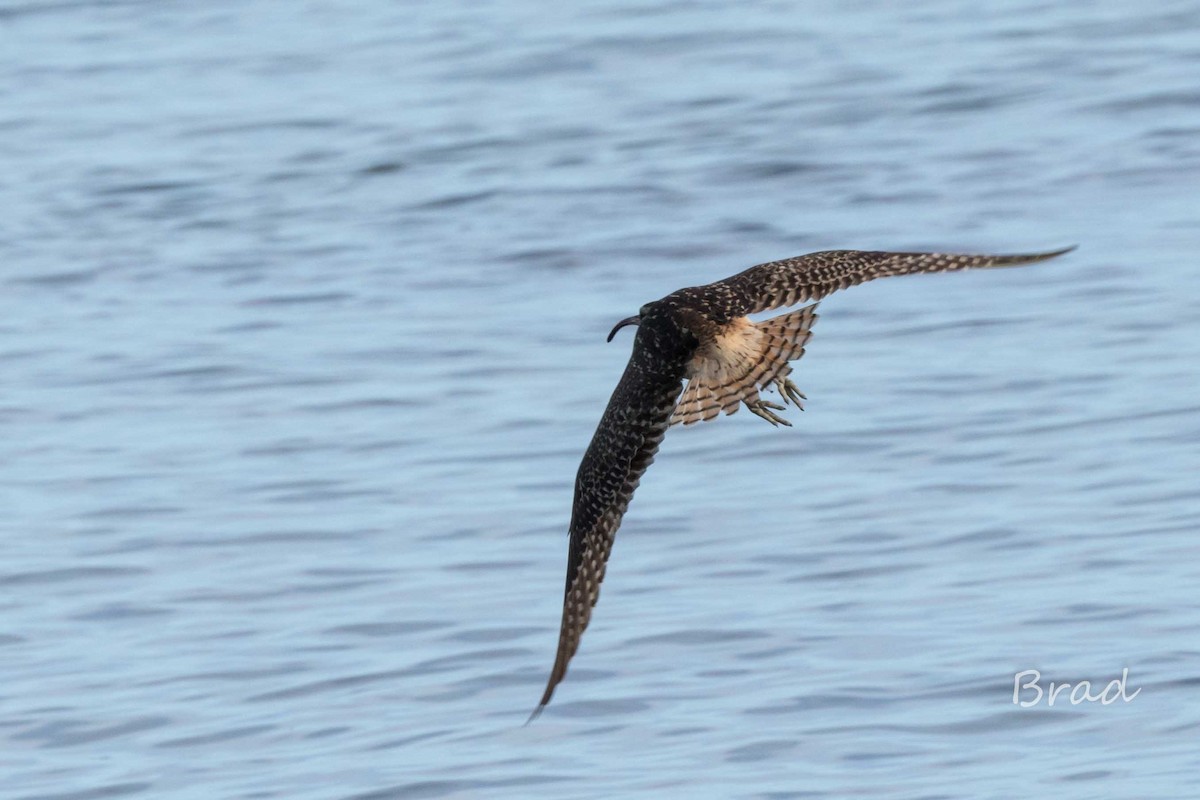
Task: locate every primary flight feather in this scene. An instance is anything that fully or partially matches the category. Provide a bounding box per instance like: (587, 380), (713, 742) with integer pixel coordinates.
(530, 245), (1074, 720)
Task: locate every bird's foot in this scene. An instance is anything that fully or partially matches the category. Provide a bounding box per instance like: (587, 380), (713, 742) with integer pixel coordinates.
(746, 399), (792, 427)
(776, 377), (806, 409)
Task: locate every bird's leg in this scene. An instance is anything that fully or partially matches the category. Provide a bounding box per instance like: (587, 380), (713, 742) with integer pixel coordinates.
(745, 399), (792, 427)
(776, 377), (806, 410)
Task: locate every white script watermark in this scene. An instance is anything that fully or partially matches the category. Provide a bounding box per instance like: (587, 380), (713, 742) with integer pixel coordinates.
(1013, 668), (1141, 707)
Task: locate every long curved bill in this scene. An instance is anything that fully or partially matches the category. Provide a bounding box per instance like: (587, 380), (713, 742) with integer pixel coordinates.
(606, 316), (640, 342)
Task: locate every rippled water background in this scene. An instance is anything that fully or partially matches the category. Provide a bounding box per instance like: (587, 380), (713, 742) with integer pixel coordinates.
(4, 1), (1200, 797)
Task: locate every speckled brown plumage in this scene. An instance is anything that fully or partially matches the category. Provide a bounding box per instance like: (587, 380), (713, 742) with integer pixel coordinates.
(530, 246), (1073, 720)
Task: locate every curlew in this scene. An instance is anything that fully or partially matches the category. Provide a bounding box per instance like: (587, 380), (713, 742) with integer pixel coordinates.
(530, 245), (1074, 720)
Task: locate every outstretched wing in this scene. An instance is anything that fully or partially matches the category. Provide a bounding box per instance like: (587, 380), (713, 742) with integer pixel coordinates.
(706, 247), (1074, 316)
(531, 344), (685, 720)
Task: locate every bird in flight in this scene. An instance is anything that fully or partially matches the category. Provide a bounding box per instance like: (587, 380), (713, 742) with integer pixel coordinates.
(530, 245), (1074, 720)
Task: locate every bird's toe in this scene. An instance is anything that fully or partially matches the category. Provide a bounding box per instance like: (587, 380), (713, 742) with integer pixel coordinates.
(777, 378), (806, 409)
(746, 400), (792, 427)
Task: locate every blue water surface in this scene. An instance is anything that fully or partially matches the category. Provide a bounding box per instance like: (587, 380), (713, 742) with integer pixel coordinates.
(3, 1), (1199, 798)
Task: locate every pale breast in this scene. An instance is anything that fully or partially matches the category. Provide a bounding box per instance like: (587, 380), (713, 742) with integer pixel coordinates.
(685, 317), (763, 379)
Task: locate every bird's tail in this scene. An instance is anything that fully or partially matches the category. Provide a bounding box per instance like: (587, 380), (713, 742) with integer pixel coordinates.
(753, 303), (819, 409)
(671, 303), (819, 426)
(756, 304), (819, 361)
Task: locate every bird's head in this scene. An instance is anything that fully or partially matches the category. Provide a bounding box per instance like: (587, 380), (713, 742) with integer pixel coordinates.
(606, 304), (651, 342)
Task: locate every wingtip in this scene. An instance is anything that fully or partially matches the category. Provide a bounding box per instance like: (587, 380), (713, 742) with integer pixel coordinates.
(524, 704), (546, 726)
(988, 244), (1076, 267)
(525, 675), (558, 725)
(1025, 244), (1077, 261)
(525, 687), (554, 725)
(1003, 244), (1076, 263)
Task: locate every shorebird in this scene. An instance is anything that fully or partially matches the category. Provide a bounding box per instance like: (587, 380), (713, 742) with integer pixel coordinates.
(530, 245), (1073, 720)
